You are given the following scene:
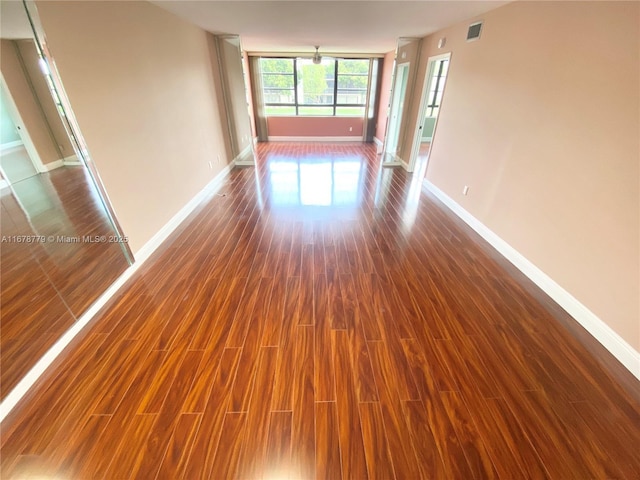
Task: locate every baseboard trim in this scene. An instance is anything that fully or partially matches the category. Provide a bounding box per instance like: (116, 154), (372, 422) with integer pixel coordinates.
(373, 137), (384, 153)
(134, 159), (236, 263)
(0, 179), (9, 190)
(267, 135), (363, 142)
(382, 152), (407, 169)
(0, 140), (23, 151)
(233, 145), (254, 166)
(0, 160), (236, 423)
(39, 156), (82, 172)
(63, 154), (82, 166)
(41, 159), (63, 172)
(423, 180), (640, 380)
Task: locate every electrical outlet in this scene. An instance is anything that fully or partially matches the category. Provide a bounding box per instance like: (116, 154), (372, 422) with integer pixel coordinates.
(349, 127), (353, 132)
(208, 161), (213, 170)
(463, 186), (469, 196)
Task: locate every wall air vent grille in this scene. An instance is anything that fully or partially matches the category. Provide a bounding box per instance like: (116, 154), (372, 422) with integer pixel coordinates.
(467, 21), (483, 42)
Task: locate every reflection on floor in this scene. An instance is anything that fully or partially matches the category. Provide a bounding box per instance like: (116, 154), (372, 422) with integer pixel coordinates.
(1, 167), (129, 399)
(258, 142), (371, 210)
(1, 143), (639, 479)
(379, 142), (431, 172)
(0, 146), (38, 184)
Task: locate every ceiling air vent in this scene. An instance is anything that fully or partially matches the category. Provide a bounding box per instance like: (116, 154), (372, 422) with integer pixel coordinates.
(467, 21), (483, 42)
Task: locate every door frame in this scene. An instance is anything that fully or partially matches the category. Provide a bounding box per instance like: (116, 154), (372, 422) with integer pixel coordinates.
(0, 74), (47, 179)
(406, 52), (451, 173)
(381, 61), (410, 166)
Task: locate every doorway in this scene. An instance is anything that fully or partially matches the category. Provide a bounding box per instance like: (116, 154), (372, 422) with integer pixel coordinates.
(407, 53), (451, 174)
(382, 62), (409, 165)
(0, 82), (42, 185)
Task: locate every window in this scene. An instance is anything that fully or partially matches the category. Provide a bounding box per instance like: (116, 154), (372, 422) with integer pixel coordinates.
(261, 57), (370, 117)
(261, 58), (296, 115)
(426, 59), (449, 117)
(336, 59), (369, 116)
(297, 58), (335, 116)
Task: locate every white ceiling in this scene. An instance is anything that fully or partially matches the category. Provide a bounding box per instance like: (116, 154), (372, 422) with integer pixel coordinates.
(1, 1), (509, 54)
(152, 1), (508, 54)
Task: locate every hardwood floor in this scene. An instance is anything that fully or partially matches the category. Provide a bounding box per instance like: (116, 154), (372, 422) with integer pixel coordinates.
(1, 167), (129, 399)
(1, 142), (639, 479)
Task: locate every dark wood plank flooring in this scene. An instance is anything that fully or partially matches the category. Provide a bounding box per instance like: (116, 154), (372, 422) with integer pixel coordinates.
(1, 143), (639, 479)
(1, 167), (129, 399)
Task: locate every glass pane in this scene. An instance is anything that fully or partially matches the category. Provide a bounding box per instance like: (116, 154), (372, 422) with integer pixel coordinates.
(338, 59), (370, 75)
(264, 89), (295, 104)
(337, 74), (368, 89)
(337, 89), (367, 105)
(337, 59), (369, 108)
(265, 105), (296, 116)
(336, 106), (365, 116)
(298, 106), (334, 116)
(262, 73), (294, 89)
(297, 58), (334, 105)
(261, 58), (294, 73)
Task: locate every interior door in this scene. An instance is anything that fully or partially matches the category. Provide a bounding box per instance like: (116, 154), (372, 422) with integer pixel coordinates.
(382, 63), (409, 163)
(407, 53), (451, 173)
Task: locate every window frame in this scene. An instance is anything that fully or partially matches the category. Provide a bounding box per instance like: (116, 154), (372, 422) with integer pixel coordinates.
(261, 57), (370, 117)
(426, 59), (448, 117)
(261, 58), (297, 110)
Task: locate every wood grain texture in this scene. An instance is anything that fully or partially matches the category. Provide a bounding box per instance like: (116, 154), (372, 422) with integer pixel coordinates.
(1, 167), (129, 399)
(359, 401), (395, 480)
(2, 143), (639, 479)
(314, 401), (342, 480)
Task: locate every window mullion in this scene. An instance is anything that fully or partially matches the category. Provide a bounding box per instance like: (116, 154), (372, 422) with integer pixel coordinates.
(429, 60), (445, 115)
(293, 58), (299, 116)
(333, 59), (338, 116)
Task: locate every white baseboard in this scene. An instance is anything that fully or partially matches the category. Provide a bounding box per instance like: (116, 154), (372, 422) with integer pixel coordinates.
(134, 159), (236, 263)
(267, 135), (363, 142)
(39, 156), (82, 173)
(423, 180), (640, 380)
(40, 159), (63, 172)
(63, 154), (82, 166)
(0, 179), (9, 190)
(382, 152), (407, 169)
(0, 140), (23, 151)
(233, 145), (254, 166)
(373, 137), (384, 153)
(0, 160), (236, 423)
(253, 136), (258, 146)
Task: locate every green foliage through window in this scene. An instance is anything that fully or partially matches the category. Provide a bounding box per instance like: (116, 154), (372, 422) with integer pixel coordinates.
(260, 57), (370, 117)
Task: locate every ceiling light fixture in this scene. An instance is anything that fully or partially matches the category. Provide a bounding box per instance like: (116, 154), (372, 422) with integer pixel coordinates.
(313, 46), (322, 65)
